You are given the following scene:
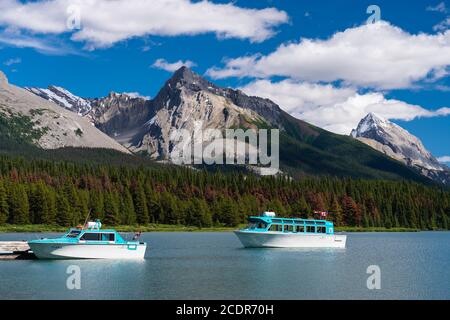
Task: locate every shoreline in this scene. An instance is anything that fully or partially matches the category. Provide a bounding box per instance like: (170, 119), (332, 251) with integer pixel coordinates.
(0, 224), (428, 233)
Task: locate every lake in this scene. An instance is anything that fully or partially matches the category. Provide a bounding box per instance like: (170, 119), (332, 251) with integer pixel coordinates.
(0, 231), (449, 299)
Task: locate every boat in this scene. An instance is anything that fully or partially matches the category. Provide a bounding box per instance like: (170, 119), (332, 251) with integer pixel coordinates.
(28, 220), (147, 259)
(234, 212), (347, 248)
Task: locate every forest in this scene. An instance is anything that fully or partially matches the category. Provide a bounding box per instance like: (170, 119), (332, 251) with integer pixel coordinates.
(0, 151), (449, 230)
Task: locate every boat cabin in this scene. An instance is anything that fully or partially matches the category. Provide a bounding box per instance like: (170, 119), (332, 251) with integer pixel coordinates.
(245, 212), (335, 235)
(64, 228), (127, 243)
(33, 221), (142, 246)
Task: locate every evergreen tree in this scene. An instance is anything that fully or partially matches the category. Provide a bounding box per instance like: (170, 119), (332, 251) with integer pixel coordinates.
(329, 197), (343, 226)
(185, 198), (212, 228)
(44, 187), (57, 225)
(29, 182), (49, 224)
(89, 190), (104, 220)
(56, 192), (72, 226)
(216, 197), (239, 227)
(121, 189), (136, 225)
(133, 183), (149, 225)
(8, 184), (30, 224)
(292, 196), (310, 218)
(103, 191), (120, 225)
(0, 151), (448, 230)
(0, 180), (9, 224)
(160, 192), (180, 225)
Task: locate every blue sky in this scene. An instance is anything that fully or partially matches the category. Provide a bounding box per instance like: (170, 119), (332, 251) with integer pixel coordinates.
(0, 0), (449, 160)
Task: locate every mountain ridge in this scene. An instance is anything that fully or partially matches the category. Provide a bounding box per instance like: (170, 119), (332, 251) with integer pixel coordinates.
(351, 112), (450, 185)
(24, 67), (437, 185)
(0, 70), (131, 154)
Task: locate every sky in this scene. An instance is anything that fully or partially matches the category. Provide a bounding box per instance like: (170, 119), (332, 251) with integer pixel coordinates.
(0, 0), (449, 162)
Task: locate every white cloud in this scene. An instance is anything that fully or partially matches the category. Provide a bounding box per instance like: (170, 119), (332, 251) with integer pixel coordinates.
(0, 0), (288, 49)
(3, 57), (21, 66)
(207, 22), (450, 90)
(240, 79), (450, 134)
(122, 92), (151, 100)
(152, 58), (196, 72)
(427, 2), (447, 13)
(0, 29), (77, 55)
(434, 17), (450, 31)
(437, 156), (450, 163)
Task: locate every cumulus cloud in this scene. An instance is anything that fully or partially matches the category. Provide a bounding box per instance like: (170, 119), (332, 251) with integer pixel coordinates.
(152, 58), (196, 72)
(437, 156), (450, 163)
(0, 0), (288, 49)
(240, 79), (450, 134)
(207, 22), (450, 90)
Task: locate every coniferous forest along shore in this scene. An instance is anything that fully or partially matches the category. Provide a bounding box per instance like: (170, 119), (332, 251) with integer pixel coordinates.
(0, 148), (448, 232)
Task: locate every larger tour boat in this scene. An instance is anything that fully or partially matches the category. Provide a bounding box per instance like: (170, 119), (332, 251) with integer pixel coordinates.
(234, 212), (347, 248)
(28, 220), (147, 259)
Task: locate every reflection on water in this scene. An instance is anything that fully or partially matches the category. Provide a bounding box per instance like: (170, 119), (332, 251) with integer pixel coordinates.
(0, 231), (449, 299)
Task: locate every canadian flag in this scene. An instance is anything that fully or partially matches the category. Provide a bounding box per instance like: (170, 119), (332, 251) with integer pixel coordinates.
(314, 210), (328, 217)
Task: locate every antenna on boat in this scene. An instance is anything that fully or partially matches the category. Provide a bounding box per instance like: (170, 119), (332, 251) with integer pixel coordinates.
(82, 209), (92, 230)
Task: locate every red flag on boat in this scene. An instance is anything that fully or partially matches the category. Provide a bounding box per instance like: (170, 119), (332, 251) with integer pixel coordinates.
(314, 210), (328, 217)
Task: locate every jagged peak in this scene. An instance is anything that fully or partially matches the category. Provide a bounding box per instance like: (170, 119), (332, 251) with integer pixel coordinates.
(172, 66), (196, 80)
(353, 112), (391, 134)
(363, 112), (387, 123)
(166, 66), (213, 90)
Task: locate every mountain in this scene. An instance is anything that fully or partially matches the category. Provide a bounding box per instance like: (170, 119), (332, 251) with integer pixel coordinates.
(25, 85), (92, 116)
(26, 67), (434, 184)
(0, 71), (130, 154)
(119, 66), (273, 158)
(24, 86), (151, 129)
(351, 112), (450, 185)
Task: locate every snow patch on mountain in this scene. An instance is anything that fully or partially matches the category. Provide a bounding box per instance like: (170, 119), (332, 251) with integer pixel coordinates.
(25, 86), (92, 116)
(0, 71), (130, 154)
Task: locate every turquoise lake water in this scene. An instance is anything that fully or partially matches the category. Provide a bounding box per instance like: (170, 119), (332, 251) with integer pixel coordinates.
(0, 231), (449, 299)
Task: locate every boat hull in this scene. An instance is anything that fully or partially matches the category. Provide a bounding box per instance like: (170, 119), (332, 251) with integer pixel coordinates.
(28, 242), (147, 260)
(234, 230), (346, 248)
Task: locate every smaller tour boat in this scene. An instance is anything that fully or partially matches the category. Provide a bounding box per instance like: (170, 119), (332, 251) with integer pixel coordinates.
(234, 212), (347, 248)
(28, 220), (147, 259)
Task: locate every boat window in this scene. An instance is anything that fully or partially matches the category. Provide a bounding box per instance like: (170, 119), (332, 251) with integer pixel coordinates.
(80, 232), (101, 241)
(247, 222), (258, 229)
(306, 226), (315, 233)
(296, 225), (305, 233)
(284, 225), (293, 233)
(66, 230), (81, 238)
(269, 224), (282, 232)
(257, 222), (267, 229)
(316, 226), (326, 234)
(101, 233), (115, 241)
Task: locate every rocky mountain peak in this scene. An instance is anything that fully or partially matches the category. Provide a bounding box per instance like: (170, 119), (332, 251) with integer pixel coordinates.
(154, 67), (282, 126)
(165, 66), (215, 92)
(351, 112), (390, 137)
(0, 73), (130, 154)
(351, 112), (450, 184)
(25, 85), (92, 116)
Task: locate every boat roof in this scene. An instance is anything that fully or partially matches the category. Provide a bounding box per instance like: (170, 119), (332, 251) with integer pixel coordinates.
(248, 216), (333, 225)
(69, 228), (120, 233)
(28, 228), (138, 245)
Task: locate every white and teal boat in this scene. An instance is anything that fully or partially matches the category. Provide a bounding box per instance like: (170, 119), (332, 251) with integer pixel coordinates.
(234, 212), (347, 248)
(28, 221), (147, 260)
